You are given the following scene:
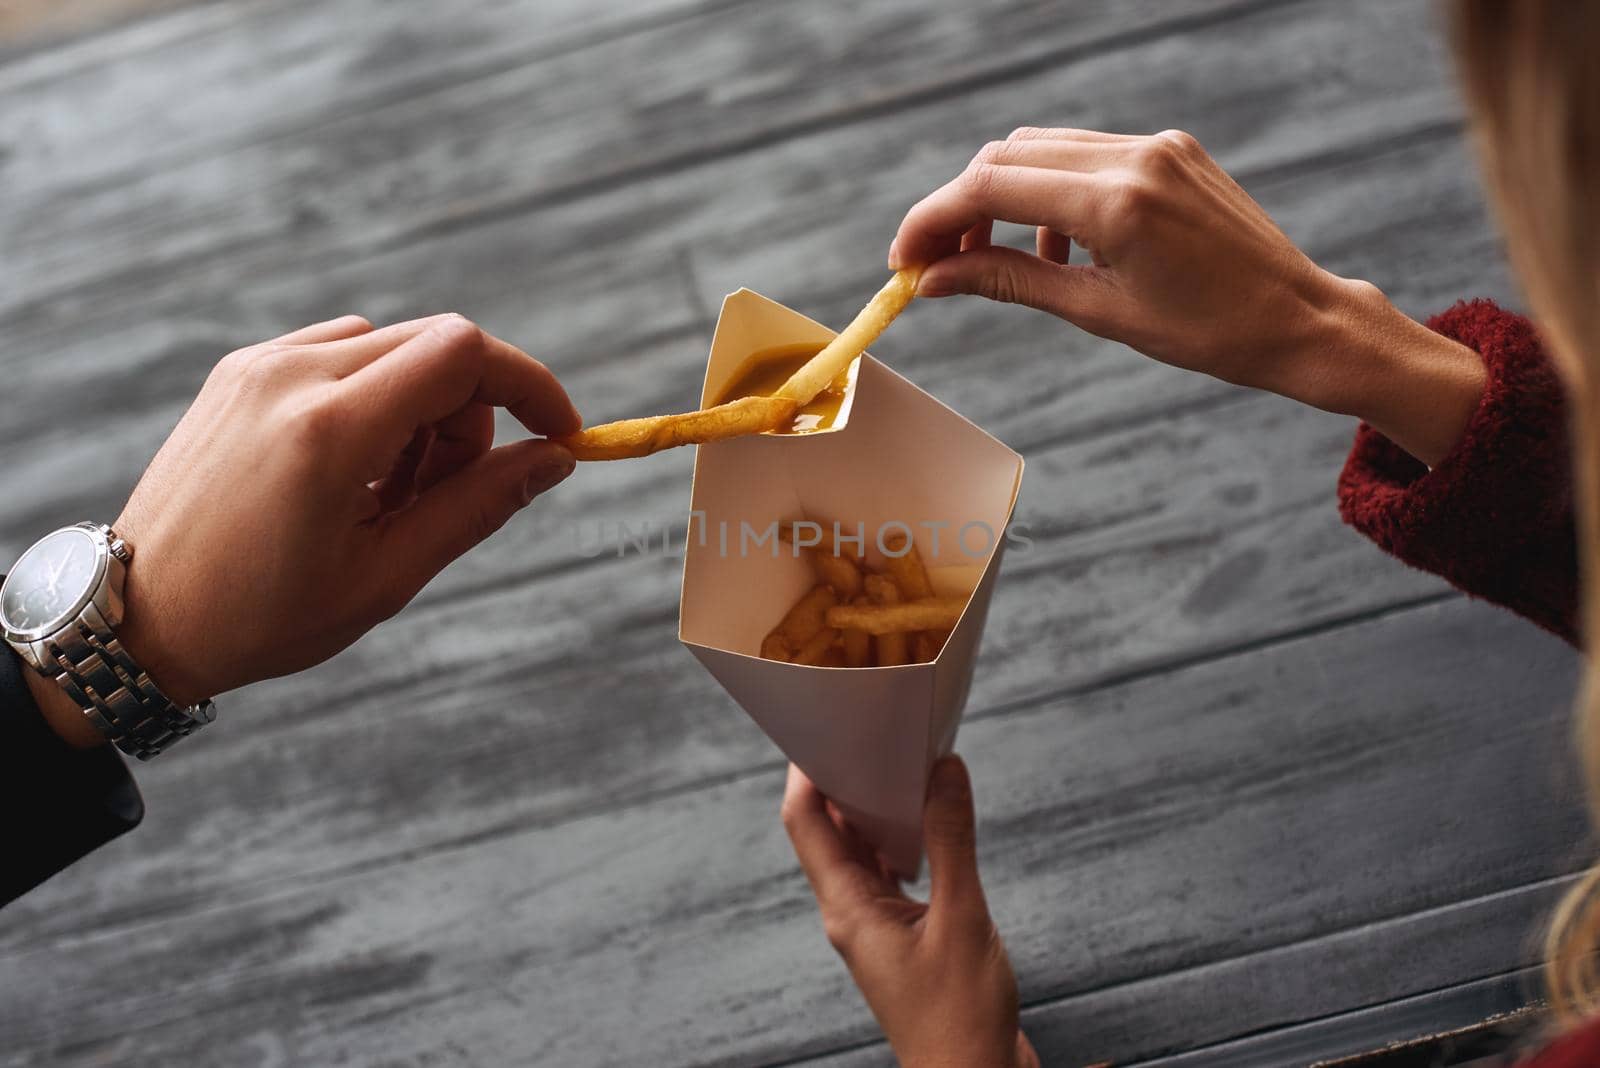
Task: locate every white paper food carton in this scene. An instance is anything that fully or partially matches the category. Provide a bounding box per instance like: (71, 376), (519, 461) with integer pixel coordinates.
(679, 289), (1023, 877)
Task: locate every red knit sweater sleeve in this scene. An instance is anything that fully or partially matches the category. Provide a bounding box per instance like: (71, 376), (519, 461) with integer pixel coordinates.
(1337, 300), (1579, 645)
(1520, 1018), (1600, 1066)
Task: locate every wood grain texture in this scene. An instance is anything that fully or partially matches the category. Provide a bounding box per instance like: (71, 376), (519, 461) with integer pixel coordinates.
(1129, 969), (1544, 1068)
(0, 0), (1573, 1065)
(0, 602), (1579, 1066)
(0, 0), (213, 52)
(0, 0), (1253, 195)
(0, 0), (1458, 332)
(805, 884), (1564, 1067)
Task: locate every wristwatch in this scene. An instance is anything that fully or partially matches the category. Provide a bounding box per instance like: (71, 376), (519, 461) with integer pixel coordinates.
(1, 523), (215, 760)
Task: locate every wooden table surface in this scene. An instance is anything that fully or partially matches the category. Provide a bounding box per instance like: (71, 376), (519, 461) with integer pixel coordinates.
(0, 2), (1584, 1065)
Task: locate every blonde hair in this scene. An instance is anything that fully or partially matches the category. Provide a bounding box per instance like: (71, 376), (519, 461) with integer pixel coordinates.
(1450, 0), (1600, 1024)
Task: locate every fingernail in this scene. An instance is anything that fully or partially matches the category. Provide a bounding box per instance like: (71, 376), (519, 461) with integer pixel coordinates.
(522, 454), (575, 504)
(887, 239), (903, 271)
(930, 758), (969, 803)
(917, 273), (953, 298)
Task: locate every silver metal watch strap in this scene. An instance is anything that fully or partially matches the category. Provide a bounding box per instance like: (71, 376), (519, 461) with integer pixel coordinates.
(44, 616), (216, 762)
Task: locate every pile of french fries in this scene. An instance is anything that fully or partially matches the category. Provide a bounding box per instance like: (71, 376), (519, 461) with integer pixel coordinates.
(760, 522), (965, 667)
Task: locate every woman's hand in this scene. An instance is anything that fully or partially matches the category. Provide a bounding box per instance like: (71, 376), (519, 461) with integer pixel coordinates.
(889, 127), (1485, 467)
(782, 756), (1039, 1068)
(99, 313), (578, 711)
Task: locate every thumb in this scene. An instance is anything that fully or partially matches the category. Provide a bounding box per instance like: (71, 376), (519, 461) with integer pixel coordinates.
(380, 437), (574, 598)
(923, 755), (988, 919)
(917, 245), (1107, 325)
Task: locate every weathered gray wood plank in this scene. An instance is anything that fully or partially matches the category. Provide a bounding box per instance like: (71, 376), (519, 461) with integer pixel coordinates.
(0, 0), (730, 149)
(0, 601), (1578, 1067)
(1129, 969), (1543, 1068)
(0, 0), (1457, 329)
(803, 879), (1571, 1067)
(0, 0), (214, 53)
(0, 0), (1255, 200)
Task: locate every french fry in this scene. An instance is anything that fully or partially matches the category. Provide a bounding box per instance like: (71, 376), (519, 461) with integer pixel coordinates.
(914, 629), (951, 663)
(559, 395), (798, 461)
(793, 628), (842, 666)
(864, 574), (909, 666)
(826, 597), (966, 636)
(875, 635), (908, 666)
(562, 269), (921, 462)
(779, 526), (863, 597)
(779, 518), (867, 563)
(815, 553), (863, 598)
(777, 518), (866, 599)
(776, 268), (922, 406)
(863, 573), (899, 605)
(875, 635), (909, 666)
(842, 596), (872, 667)
(765, 584), (836, 653)
(881, 529), (934, 600)
(759, 511), (965, 667)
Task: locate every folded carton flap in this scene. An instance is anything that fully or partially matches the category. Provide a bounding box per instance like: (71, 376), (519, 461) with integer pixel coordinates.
(701, 289), (839, 407)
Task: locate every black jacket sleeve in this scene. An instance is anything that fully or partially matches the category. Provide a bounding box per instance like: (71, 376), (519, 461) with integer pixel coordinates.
(1, 597), (143, 905)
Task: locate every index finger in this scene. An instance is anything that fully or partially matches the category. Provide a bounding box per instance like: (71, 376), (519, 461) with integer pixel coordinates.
(341, 315), (581, 442)
(781, 764), (873, 910)
(889, 165), (1105, 272)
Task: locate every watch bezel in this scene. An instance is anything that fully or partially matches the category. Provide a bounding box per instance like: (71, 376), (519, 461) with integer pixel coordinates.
(1, 523), (113, 645)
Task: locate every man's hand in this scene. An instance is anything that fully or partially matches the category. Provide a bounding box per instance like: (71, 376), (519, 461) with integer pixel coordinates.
(92, 313), (581, 710)
(783, 756), (1039, 1068)
(889, 127), (1485, 467)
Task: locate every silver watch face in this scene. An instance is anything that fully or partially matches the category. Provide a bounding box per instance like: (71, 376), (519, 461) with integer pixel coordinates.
(1, 527), (102, 640)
